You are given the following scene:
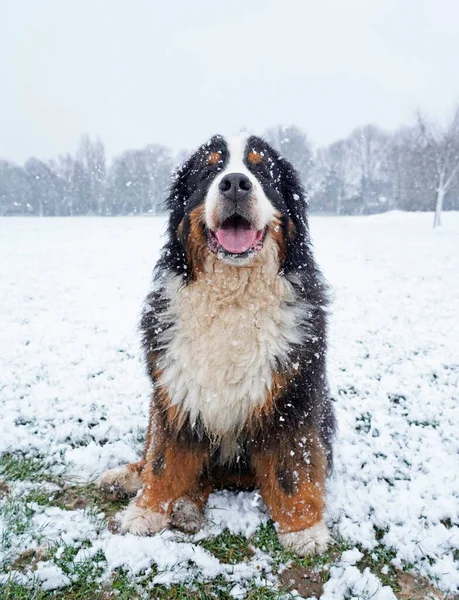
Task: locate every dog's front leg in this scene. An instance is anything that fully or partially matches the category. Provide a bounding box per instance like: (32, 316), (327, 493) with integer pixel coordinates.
(119, 439), (209, 536)
(252, 431), (330, 556)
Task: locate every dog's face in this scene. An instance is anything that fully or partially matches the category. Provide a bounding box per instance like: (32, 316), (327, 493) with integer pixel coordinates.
(203, 136), (276, 261)
(167, 134), (307, 276)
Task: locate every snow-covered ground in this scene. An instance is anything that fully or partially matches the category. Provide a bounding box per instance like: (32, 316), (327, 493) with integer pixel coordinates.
(0, 212), (458, 597)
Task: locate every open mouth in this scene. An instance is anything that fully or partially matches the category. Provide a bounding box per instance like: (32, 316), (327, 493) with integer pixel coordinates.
(208, 215), (265, 256)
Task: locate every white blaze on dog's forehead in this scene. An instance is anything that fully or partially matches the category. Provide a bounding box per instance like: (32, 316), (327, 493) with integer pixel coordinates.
(223, 134), (249, 172)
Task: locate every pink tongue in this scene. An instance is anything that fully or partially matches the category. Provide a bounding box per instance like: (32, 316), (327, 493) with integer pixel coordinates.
(215, 224), (257, 254)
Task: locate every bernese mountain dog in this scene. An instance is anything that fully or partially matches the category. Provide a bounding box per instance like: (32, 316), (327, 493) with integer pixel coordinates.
(99, 134), (335, 556)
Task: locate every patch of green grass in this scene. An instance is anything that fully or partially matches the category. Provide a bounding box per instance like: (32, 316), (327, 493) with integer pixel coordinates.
(0, 579), (51, 600)
(23, 483), (129, 518)
(199, 530), (252, 564)
(22, 488), (56, 507)
(108, 569), (144, 599)
(0, 574), (287, 600)
(252, 522), (283, 553)
(358, 546), (400, 592)
(0, 492), (51, 573)
(373, 525), (388, 542)
(0, 455), (49, 483)
(62, 554), (107, 597)
(138, 576), (239, 600)
(0, 495), (37, 553)
(252, 520), (351, 573)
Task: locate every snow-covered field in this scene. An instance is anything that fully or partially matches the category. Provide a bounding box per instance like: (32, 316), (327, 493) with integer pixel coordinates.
(0, 212), (458, 598)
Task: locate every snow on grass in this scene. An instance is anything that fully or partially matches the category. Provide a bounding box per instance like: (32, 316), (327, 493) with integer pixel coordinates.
(0, 212), (458, 598)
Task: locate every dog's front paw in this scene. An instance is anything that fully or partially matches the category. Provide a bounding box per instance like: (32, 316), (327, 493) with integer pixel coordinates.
(118, 502), (169, 535)
(98, 465), (143, 497)
(278, 520), (331, 556)
(169, 497), (204, 533)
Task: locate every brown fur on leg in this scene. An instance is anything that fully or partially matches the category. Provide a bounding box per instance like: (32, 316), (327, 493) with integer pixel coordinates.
(143, 382), (212, 517)
(132, 400), (209, 517)
(118, 387), (211, 536)
(137, 440), (208, 514)
(120, 433), (209, 536)
(252, 431), (327, 534)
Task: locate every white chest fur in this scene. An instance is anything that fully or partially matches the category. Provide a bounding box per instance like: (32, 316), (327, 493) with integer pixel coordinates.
(157, 237), (306, 443)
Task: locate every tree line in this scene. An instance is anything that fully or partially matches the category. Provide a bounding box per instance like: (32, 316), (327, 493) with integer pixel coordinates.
(0, 136), (173, 218)
(1, 108), (459, 226)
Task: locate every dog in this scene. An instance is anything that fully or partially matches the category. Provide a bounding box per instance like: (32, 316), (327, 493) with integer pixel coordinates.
(99, 134), (335, 555)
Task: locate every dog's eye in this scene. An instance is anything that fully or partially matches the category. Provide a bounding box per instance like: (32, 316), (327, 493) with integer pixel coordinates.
(248, 151), (273, 180)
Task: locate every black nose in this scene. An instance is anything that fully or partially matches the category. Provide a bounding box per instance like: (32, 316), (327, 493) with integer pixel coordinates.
(218, 172), (253, 201)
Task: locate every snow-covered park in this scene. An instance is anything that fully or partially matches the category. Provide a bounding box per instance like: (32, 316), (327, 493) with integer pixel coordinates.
(0, 212), (458, 598)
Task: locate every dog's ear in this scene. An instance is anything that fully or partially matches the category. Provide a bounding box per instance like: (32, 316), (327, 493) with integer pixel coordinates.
(166, 155), (194, 212)
(156, 136), (226, 282)
(276, 156), (308, 234)
(164, 150), (201, 241)
(271, 154), (313, 276)
(250, 135), (308, 234)
(166, 135), (225, 216)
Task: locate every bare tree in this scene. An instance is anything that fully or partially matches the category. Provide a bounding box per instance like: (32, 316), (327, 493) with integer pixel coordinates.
(416, 108), (459, 227)
(24, 158), (62, 217)
(78, 134), (106, 215)
(144, 144), (174, 214)
(388, 126), (436, 212)
(50, 154), (78, 216)
(349, 125), (390, 214)
(264, 125), (313, 188)
(314, 139), (355, 214)
(0, 160), (31, 216)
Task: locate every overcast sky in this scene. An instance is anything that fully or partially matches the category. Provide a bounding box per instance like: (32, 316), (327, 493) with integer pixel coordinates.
(1, 0), (459, 163)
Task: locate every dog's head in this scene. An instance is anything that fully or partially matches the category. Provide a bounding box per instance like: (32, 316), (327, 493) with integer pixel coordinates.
(163, 134), (310, 279)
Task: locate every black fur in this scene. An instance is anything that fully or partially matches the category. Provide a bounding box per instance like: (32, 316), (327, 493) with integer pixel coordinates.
(277, 469), (296, 496)
(151, 453), (165, 475)
(140, 135), (335, 470)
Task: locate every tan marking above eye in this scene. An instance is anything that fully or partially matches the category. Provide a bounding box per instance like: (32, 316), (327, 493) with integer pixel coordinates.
(207, 152), (222, 165)
(248, 151), (263, 165)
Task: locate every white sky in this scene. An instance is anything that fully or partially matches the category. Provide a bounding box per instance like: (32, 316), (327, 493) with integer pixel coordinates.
(1, 0), (459, 163)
